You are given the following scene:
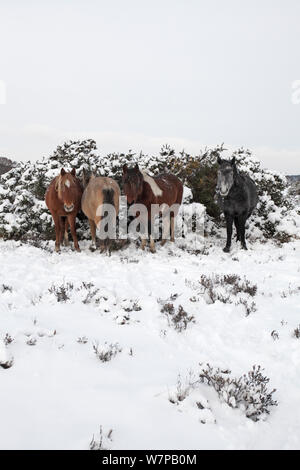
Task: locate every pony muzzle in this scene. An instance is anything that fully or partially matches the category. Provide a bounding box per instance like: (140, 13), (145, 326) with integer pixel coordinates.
(64, 203), (74, 213)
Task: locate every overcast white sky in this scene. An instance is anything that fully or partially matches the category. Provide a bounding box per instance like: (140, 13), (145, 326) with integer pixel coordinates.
(0, 0), (300, 173)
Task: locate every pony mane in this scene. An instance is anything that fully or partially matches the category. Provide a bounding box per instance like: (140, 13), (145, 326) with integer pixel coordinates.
(141, 170), (163, 197)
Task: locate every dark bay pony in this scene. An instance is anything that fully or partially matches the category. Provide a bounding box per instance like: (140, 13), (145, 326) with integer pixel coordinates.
(122, 164), (183, 253)
(45, 168), (82, 252)
(217, 156), (258, 252)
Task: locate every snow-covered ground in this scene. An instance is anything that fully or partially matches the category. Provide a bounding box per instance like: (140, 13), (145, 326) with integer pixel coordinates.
(0, 237), (300, 450)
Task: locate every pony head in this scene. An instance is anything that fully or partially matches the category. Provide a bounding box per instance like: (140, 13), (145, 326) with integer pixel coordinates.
(81, 167), (95, 189)
(217, 156), (237, 197)
(122, 163), (144, 203)
(56, 168), (77, 212)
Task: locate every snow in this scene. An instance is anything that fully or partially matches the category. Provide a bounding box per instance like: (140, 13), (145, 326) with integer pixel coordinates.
(182, 186), (193, 204)
(0, 237), (300, 450)
(0, 340), (8, 364)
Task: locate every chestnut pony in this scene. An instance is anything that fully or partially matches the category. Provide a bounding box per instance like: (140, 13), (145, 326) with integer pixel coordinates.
(45, 168), (82, 252)
(122, 164), (183, 252)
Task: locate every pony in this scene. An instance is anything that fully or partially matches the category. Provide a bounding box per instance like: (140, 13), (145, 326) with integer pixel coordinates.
(81, 170), (120, 250)
(216, 156), (258, 252)
(122, 164), (183, 253)
(45, 168), (82, 252)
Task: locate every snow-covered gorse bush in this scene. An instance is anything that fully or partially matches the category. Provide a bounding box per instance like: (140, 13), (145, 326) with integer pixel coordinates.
(198, 364), (278, 422)
(0, 139), (299, 242)
(169, 365), (278, 422)
(93, 342), (122, 363)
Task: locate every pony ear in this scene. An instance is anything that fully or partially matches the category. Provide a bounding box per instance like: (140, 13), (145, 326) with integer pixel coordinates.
(231, 157), (236, 166)
(61, 168), (66, 176)
(217, 156), (222, 165)
(123, 164), (128, 174)
(135, 163), (139, 171)
(71, 168), (76, 176)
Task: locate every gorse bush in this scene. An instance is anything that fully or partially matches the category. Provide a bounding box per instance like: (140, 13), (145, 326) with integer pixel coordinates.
(0, 139), (299, 242)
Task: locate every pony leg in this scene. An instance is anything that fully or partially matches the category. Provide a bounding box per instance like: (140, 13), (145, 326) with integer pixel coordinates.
(52, 212), (61, 253)
(149, 235), (156, 253)
(68, 215), (80, 252)
(161, 214), (170, 246)
(234, 217), (241, 242)
(89, 219), (97, 249)
(60, 217), (65, 245)
(170, 215), (175, 242)
(140, 215), (149, 250)
(148, 217), (157, 253)
(224, 215), (233, 253)
(60, 217), (69, 246)
(64, 219), (69, 246)
(95, 219), (107, 252)
(239, 214), (248, 250)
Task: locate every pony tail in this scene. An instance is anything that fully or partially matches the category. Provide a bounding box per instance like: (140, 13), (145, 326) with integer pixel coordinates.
(102, 188), (115, 207)
(101, 188), (116, 248)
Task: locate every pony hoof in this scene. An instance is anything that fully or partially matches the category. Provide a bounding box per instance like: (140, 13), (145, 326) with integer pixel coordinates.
(99, 243), (106, 253)
(223, 246), (230, 253)
(161, 239), (167, 247)
(241, 244), (248, 251)
(75, 247), (81, 253)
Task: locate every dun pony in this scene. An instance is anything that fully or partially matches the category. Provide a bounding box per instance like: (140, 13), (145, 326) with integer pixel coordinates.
(45, 168), (82, 252)
(122, 164), (183, 253)
(81, 170), (120, 251)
